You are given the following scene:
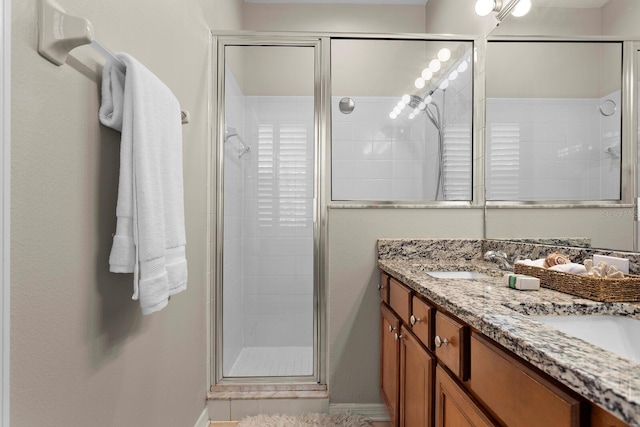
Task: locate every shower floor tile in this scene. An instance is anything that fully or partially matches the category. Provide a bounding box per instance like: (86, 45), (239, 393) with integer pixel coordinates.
(228, 346), (313, 377)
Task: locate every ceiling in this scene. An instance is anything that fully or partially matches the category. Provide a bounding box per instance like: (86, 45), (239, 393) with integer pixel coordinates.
(244, 0), (428, 4)
(244, 0), (611, 6)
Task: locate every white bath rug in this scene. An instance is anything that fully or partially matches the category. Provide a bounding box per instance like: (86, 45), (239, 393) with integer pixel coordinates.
(237, 413), (372, 427)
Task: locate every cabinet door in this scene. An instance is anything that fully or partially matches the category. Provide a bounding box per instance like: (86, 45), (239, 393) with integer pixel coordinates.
(435, 365), (496, 427)
(381, 303), (401, 427)
(399, 326), (434, 427)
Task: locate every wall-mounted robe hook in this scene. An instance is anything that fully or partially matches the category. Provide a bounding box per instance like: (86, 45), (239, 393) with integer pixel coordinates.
(37, 0), (94, 66)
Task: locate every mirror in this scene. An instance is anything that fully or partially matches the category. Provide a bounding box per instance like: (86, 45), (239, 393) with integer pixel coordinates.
(485, 41), (622, 201)
(330, 38), (474, 201)
(484, 1), (637, 251)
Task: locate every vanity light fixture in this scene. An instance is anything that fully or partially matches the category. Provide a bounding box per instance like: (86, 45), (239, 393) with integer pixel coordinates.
(474, 0), (531, 20)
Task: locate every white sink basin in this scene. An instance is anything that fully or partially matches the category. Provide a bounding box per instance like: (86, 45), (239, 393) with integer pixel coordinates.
(531, 315), (640, 361)
(425, 271), (491, 279)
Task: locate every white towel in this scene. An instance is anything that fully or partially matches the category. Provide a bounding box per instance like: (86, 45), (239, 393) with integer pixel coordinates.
(515, 258), (546, 268)
(548, 263), (588, 275)
(99, 53), (187, 315)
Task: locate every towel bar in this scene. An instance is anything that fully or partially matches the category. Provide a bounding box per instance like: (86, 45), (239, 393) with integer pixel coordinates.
(37, 0), (189, 125)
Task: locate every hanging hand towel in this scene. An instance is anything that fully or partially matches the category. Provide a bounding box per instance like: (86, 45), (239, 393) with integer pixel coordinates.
(99, 53), (187, 315)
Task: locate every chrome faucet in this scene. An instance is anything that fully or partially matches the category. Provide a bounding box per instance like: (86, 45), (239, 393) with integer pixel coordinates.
(484, 250), (513, 271)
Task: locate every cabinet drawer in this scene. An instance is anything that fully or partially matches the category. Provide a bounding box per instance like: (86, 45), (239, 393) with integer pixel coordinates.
(591, 403), (629, 427)
(470, 333), (582, 427)
(411, 296), (434, 351)
(434, 311), (469, 380)
(380, 271), (390, 304)
(389, 277), (411, 325)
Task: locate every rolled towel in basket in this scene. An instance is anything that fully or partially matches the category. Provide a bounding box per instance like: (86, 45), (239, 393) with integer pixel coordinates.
(515, 259), (546, 268)
(548, 263), (588, 275)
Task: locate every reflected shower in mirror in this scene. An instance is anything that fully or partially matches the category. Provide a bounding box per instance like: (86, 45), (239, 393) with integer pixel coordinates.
(485, 41), (622, 201)
(331, 39), (474, 201)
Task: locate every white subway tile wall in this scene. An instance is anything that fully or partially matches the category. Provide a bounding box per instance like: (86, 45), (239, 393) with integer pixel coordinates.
(486, 91), (621, 201)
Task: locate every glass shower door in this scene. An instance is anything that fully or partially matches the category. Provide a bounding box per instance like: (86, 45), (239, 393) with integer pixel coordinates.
(220, 43), (317, 380)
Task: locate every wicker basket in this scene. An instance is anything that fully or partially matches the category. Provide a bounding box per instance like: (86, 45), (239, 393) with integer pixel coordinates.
(513, 263), (640, 302)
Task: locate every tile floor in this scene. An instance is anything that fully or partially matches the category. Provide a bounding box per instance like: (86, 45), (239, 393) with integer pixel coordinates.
(228, 347), (313, 377)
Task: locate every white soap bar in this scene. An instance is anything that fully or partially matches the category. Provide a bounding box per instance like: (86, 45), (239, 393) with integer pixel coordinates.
(593, 254), (629, 274)
(503, 273), (540, 291)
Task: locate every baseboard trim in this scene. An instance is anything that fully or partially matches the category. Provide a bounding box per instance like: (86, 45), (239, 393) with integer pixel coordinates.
(329, 403), (389, 422)
(194, 407), (210, 427)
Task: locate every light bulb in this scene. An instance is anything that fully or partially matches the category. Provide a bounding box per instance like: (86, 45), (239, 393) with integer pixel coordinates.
(511, 0), (531, 17)
(408, 113), (415, 120)
(429, 59), (441, 73)
(437, 48), (451, 62)
(475, 0), (495, 16)
(448, 70), (459, 81)
(424, 95), (432, 104)
(389, 112), (397, 119)
(415, 77), (425, 89)
(393, 107), (401, 115)
(439, 80), (449, 90)
(418, 102), (426, 110)
(413, 108), (420, 115)
(421, 68), (433, 81)
(402, 94), (411, 104)
(457, 61), (468, 73)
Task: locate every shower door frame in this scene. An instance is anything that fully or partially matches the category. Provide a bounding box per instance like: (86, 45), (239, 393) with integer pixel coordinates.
(212, 35), (328, 386)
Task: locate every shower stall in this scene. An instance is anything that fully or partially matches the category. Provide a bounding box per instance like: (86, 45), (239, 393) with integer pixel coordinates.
(217, 41), (321, 382)
(214, 36), (475, 385)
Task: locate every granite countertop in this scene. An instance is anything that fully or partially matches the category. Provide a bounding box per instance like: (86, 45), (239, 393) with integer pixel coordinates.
(377, 239), (640, 426)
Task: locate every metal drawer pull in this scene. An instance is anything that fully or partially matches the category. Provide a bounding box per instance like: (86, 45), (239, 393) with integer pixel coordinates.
(434, 335), (449, 348)
(394, 333), (403, 341)
(388, 325), (396, 333)
(410, 315), (422, 326)
(377, 283), (386, 290)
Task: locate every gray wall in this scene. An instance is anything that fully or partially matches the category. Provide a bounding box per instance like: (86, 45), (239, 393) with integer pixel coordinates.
(243, 3), (426, 33)
(11, 0), (219, 425)
(327, 208), (484, 403)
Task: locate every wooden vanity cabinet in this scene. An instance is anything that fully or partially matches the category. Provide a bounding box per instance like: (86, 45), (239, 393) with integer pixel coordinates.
(381, 303), (401, 427)
(399, 325), (434, 427)
(379, 272), (631, 427)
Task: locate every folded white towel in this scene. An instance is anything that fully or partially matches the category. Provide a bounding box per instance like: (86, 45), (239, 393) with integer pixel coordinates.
(548, 262), (588, 275)
(515, 258), (546, 268)
(99, 54), (187, 315)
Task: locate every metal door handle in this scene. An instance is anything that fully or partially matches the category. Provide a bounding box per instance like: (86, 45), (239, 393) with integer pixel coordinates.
(410, 315), (422, 326)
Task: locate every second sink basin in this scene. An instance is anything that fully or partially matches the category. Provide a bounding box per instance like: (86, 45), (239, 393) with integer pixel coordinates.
(531, 315), (640, 361)
(425, 271), (492, 279)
